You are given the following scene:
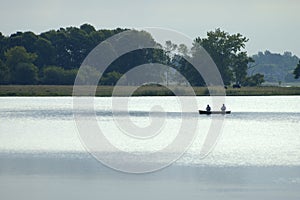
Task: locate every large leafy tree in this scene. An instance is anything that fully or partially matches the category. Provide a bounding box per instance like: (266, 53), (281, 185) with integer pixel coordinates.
(193, 29), (253, 85)
(5, 46), (37, 69)
(294, 60), (300, 79)
(5, 46), (38, 84)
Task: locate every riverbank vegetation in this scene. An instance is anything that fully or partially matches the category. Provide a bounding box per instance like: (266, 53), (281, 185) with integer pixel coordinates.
(0, 24), (299, 89)
(250, 51), (300, 83)
(1, 85), (300, 96)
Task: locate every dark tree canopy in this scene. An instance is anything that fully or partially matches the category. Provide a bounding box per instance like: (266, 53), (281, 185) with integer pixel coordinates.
(12, 63), (38, 84)
(294, 60), (300, 79)
(0, 59), (9, 84)
(4, 46), (38, 84)
(0, 24), (127, 85)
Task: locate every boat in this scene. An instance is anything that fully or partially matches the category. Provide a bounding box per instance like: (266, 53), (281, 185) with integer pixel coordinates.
(199, 110), (231, 115)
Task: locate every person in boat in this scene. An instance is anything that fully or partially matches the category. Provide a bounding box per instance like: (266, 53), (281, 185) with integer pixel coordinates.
(221, 104), (226, 112)
(206, 104), (211, 112)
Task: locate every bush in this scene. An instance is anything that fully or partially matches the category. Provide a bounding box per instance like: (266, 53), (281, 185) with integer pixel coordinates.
(12, 62), (38, 84)
(42, 66), (78, 85)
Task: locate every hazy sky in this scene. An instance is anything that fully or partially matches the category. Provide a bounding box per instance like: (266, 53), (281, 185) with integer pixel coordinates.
(1, 0), (299, 56)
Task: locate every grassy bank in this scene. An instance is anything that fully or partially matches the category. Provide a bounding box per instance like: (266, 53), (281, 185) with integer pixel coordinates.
(1, 85), (300, 96)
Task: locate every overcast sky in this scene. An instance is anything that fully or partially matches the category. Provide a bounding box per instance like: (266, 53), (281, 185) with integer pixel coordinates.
(1, 0), (299, 56)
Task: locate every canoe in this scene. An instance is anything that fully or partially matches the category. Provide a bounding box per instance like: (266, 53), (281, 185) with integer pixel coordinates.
(199, 110), (231, 115)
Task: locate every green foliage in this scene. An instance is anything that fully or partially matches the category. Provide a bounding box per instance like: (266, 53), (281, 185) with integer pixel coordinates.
(294, 60), (300, 79)
(0, 25), (295, 87)
(76, 65), (100, 85)
(2, 85), (300, 96)
(251, 51), (299, 82)
(80, 23), (96, 34)
(8, 32), (38, 53)
(42, 66), (65, 84)
(100, 71), (123, 85)
(103, 31), (165, 86)
(0, 25), (127, 85)
(39, 26), (126, 69)
(63, 69), (78, 85)
(34, 37), (55, 67)
(5, 46), (38, 84)
(174, 56), (205, 86)
(194, 29), (252, 85)
(0, 59), (9, 84)
(12, 63), (38, 84)
(42, 66), (77, 85)
(243, 73), (265, 86)
(5, 46), (37, 71)
(0, 32), (6, 60)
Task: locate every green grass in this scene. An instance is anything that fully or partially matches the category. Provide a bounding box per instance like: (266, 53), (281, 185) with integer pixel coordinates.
(0, 85), (300, 96)
(225, 86), (300, 96)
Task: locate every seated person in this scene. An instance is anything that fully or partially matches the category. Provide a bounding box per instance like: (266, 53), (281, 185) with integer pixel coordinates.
(221, 104), (226, 111)
(206, 104), (211, 112)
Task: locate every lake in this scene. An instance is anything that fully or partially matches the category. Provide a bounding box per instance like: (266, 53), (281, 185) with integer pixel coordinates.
(0, 96), (300, 200)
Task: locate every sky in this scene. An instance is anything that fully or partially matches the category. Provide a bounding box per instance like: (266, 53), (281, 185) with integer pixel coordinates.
(1, 0), (299, 56)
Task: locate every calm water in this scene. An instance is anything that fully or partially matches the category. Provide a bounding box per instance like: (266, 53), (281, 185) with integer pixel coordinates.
(1, 96), (300, 200)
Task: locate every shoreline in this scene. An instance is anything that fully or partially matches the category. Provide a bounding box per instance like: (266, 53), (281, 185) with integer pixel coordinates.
(1, 85), (300, 96)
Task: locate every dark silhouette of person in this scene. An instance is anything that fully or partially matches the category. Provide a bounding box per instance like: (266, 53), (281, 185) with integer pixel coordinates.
(206, 104), (211, 112)
(221, 104), (226, 111)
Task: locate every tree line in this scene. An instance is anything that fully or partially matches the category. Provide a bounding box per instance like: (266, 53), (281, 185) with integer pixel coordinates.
(250, 51), (300, 83)
(1, 24), (297, 86)
(0, 24), (126, 85)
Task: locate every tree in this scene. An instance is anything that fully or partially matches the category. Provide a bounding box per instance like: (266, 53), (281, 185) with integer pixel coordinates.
(13, 63), (38, 84)
(42, 66), (65, 84)
(194, 28), (252, 85)
(5, 46), (37, 70)
(100, 71), (123, 85)
(294, 60), (300, 79)
(244, 73), (264, 86)
(40, 29), (71, 68)
(76, 65), (100, 85)
(65, 27), (94, 69)
(0, 32), (6, 60)
(5, 46), (38, 84)
(42, 66), (77, 85)
(62, 69), (77, 85)
(8, 31), (38, 53)
(0, 25), (128, 84)
(34, 37), (55, 67)
(103, 30), (163, 85)
(80, 23), (96, 34)
(39, 25), (126, 70)
(252, 50), (299, 83)
(232, 52), (254, 85)
(0, 59), (9, 84)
